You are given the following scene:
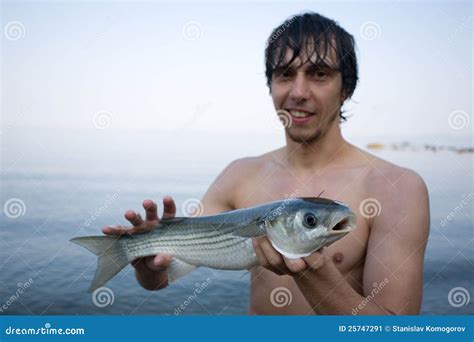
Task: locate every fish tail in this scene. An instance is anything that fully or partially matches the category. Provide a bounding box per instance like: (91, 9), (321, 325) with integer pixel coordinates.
(70, 236), (129, 293)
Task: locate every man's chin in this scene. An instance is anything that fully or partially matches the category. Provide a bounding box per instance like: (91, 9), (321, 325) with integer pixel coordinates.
(286, 111), (338, 144)
(287, 129), (323, 144)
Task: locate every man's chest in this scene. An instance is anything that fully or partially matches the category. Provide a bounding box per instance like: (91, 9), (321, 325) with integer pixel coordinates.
(234, 166), (371, 273)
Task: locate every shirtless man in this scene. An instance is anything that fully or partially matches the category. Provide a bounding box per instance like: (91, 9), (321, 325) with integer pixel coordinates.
(103, 12), (430, 315)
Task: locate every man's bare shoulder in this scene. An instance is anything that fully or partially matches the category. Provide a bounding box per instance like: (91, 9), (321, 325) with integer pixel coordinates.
(353, 147), (429, 232)
(206, 149), (284, 209)
(223, 148), (284, 179)
(354, 147), (427, 195)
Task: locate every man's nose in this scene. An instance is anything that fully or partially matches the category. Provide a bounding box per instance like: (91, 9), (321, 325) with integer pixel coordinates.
(289, 73), (310, 102)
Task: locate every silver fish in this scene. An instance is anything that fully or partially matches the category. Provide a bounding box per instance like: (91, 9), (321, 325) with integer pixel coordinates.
(71, 197), (356, 292)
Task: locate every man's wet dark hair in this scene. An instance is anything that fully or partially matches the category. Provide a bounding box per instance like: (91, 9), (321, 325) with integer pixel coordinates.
(265, 12), (358, 121)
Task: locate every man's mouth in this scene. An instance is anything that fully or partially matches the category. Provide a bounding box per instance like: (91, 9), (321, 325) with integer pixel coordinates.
(286, 109), (316, 124)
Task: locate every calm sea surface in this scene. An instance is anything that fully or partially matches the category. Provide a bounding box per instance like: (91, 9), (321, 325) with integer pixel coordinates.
(1, 146), (472, 315)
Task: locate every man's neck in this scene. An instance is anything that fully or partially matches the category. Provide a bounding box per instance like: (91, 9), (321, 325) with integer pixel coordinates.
(283, 125), (349, 171)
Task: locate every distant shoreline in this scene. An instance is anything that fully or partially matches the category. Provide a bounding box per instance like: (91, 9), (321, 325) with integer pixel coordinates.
(367, 142), (473, 154)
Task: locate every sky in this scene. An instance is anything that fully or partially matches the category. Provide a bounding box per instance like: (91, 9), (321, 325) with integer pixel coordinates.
(1, 0), (472, 171)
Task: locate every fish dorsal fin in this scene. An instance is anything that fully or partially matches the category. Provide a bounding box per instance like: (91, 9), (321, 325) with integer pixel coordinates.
(158, 217), (191, 231)
(232, 220), (267, 238)
(160, 217), (189, 225)
(167, 258), (197, 283)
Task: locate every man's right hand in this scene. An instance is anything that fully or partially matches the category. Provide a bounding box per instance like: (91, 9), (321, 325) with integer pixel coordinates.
(102, 197), (177, 291)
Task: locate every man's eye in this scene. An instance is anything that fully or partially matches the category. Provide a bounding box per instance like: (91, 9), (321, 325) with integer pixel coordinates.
(274, 70), (292, 79)
(310, 71), (328, 80)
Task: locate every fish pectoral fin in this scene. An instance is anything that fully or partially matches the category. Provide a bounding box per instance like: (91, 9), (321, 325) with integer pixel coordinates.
(232, 222), (267, 238)
(167, 259), (197, 283)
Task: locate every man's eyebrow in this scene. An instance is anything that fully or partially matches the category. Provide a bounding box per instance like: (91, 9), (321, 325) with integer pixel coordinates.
(272, 65), (293, 73)
(269, 66), (294, 78)
(272, 62), (339, 74)
(305, 63), (339, 72)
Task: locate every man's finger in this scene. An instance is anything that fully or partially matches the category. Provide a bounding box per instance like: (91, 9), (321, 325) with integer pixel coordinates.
(252, 238), (270, 268)
(303, 249), (328, 271)
(125, 210), (144, 227)
(259, 237), (289, 273)
(143, 200), (158, 221)
(102, 225), (132, 236)
(143, 253), (172, 271)
(153, 254), (172, 268)
(283, 256), (307, 273)
(162, 196), (176, 219)
(131, 257), (147, 269)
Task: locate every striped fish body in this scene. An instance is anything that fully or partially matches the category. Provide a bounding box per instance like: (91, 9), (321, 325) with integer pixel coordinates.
(121, 208), (271, 270)
(71, 198), (356, 292)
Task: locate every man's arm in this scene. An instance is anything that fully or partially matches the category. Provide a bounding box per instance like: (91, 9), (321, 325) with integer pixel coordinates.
(102, 159), (245, 290)
(254, 169), (430, 315)
(357, 169), (430, 314)
(200, 159), (244, 214)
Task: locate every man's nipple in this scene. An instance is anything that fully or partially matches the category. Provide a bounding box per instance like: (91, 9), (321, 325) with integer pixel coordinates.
(333, 252), (344, 264)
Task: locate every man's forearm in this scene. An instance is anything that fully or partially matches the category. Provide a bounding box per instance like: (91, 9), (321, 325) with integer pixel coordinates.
(294, 256), (393, 315)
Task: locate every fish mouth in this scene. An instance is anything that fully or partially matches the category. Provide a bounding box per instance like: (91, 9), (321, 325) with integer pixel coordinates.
(329, 214), (357, 235)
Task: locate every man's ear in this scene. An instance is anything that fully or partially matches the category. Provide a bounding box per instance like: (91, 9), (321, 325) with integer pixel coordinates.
(340, 89), (346, 104)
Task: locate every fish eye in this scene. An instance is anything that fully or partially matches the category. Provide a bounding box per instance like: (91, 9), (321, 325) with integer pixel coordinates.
(303, 212), (318, 228)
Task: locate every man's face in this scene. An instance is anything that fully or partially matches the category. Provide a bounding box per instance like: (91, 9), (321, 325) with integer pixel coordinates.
(271, 45), (345, 144)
